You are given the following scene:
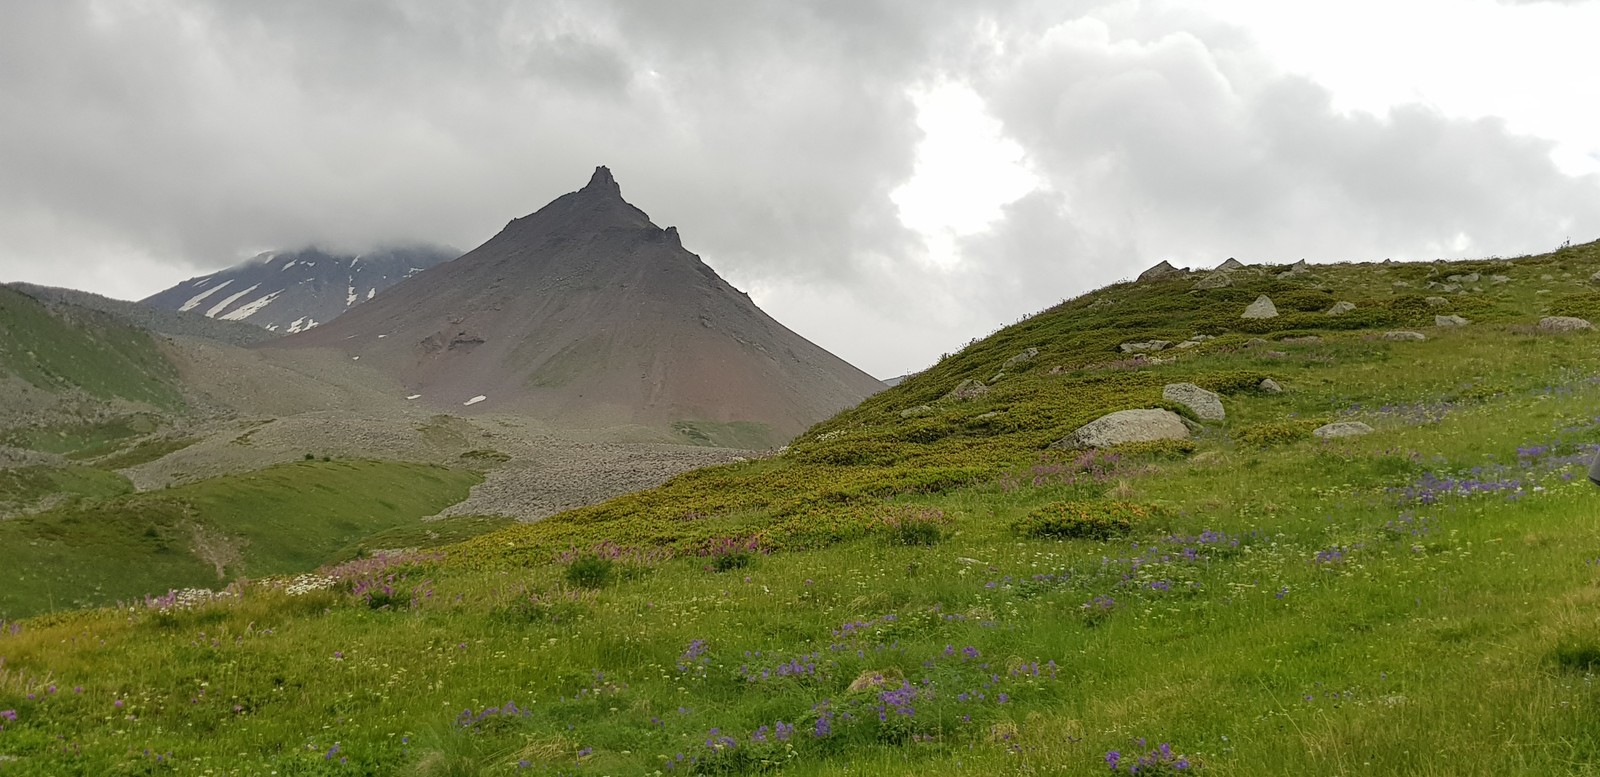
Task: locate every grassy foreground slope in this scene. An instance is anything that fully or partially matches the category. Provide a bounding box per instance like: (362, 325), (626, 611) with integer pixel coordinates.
(4, 245), (1600, 774)
(0, 460), (481, 619)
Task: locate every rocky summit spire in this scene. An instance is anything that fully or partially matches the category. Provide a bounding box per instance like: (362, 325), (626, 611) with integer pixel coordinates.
(266, 164), (885, 447)
(582, 165), (621, 198)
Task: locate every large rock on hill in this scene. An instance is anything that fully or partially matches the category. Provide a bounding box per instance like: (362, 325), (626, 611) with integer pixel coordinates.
(1050, 409), (1190, 450)
(1242, 295), (1279, 319)
(1162, 383), (1224, 421)
(1137, 261), (1185, 282)
(1537, 316), (1593, 333)
(143, 245), (458, 334)
(260, 167), (884, 447)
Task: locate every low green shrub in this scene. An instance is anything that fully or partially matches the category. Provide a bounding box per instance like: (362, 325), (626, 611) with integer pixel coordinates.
(564, 554), (615, 589)
(1235, 420), (1322, 448)
(1010, 500), (1152, 540)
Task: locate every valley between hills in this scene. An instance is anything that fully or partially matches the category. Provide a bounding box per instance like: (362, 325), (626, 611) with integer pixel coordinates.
(4, 172), (1600, 774)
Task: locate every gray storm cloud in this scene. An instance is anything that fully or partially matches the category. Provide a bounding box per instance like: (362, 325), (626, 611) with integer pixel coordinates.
(1, 0), (1597, 378)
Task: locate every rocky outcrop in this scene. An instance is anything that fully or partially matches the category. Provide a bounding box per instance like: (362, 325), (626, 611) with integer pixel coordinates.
(1258, 378), (1283, 394)
(1050, 409), (1190, 450)
(1242, 295), (1278, 319)
(1383, 331), (1427, 341)
(1137, 261), (1185, 282)
(1537, 316), (1594, 333)
(1326, 301), (1355, 316)
(1434, 315), (1469, 327)
(943, 379), (990, 401)
(1162, 383), (1224, 421)
(1313, 421), (1375, 439)
(1215, 258), (1246, 271)
(1193, 272), (1233, 290)
(1001, 348), (1040, 370)
(1119, 340), (1171, 353)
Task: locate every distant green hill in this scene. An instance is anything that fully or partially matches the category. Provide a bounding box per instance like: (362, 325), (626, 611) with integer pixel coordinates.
(0, 285), (183, 409)
(0, 459), (480, 618)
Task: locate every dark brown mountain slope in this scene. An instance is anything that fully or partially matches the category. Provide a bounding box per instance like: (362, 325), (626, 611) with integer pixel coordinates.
(261, 167), (883, 446)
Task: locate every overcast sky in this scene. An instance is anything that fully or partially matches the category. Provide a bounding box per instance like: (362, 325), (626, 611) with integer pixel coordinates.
(3, 0), (1598, 379)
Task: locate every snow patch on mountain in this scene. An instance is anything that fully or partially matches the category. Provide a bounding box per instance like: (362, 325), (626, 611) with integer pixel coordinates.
(178, 279), (233, 312)
(205, 283), (260, 318)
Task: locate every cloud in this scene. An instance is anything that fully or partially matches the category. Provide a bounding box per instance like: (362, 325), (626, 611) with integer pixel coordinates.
(1, 0), (1597, 378)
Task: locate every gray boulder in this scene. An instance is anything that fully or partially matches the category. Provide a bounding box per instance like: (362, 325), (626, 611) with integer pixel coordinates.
(1537, 316), (1594, 333)
(1193, 272), (1233, 290)
(1326, 301), (1356, 316)
(1425, 296), (1449, 307)
(1383, 331), (1427, 341)
(943, 379), (990, 401)
(1137, 261), (1185, 282)
(1162, 383), (1225, 421)
(1313, 421), (1375, 440)
(1050, 409), (1191, 450)
(1258, 378), (1283, 394)
(1590, 270), (1600, 283)
(1434, 314), (1469, 327)
(1216, 257), (1246, 271)
(1242, 295), (1279, 319)
(1491, 275), (1510, 284)
(1119, 340), (1171, 354)
(1001, 347), (1040, 370)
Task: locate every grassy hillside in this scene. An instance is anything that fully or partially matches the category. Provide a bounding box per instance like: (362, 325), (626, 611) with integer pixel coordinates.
(0, 286), (183, 409)
(4, 244), (1600, 774)
(0, 459), (481, 618)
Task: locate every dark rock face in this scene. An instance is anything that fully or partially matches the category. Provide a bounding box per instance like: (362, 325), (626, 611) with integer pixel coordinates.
(141, 245), (458, 334)
(263, 166), (884, 446)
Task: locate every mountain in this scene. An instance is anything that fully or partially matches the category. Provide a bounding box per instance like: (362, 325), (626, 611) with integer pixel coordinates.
(7, 282), (275, 347)
(263, 167), (884, 446)
(140, 244), (458, 333)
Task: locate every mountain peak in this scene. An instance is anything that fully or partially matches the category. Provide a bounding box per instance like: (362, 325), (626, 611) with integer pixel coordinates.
(582, 165), (621, 198)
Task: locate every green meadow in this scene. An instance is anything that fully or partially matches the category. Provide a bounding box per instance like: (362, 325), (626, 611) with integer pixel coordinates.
(4, 245), (1600, 774)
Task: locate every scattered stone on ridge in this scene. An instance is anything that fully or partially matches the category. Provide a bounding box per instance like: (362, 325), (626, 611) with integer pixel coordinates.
(1162, 383), (1225, 421)
(1326, 301), (1356, 315)
(1491, 275), (1510, 284)
(988, 372), (1006, 384)
(1001, 347), (1040, 370)
(1446, 273), (1480, 283)
(1541, 273), (1555, 281)
(1434, 314), (1469, 327)
(1383, 331), (1427, 341)
(1216, 257), (1246, 271)
(1424, 296), (1449, 307)
(1537, 316), (1594, 333)
(1258, 378), (1283, 394)
(1174, 340), (1201, 350)
(943, 379), (990, 401)
(1050, 409), (1191, 451)
(1137, 260), (1185, 282)
(1313, 421), (1375, 439)
(1119, 340), (1172, 353)
(1192, 272), (1233, 290)
(1242, 295), (1278, 319)
(900, 405), (935, 418)
(1590, 270), (1600, 283)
